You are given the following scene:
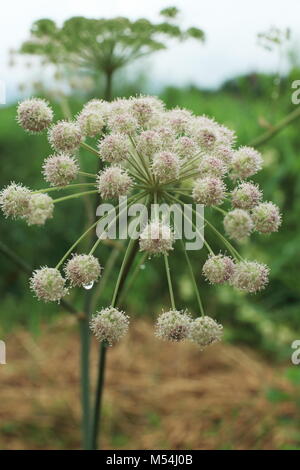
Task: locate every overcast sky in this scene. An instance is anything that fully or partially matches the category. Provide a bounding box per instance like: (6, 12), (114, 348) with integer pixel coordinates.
(1, 0), (300, 102)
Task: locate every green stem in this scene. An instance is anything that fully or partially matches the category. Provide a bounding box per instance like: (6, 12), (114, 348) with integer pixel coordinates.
(88, 191), (147, 256)
(248, 105), (300, 148)
(180, 239), (205, 316)
(81, 141), (100, 157)
(164, 254), (176, 310)
(53, 190), (98, 204)
(166, 193), (214, 255)
(79, 317), (91, 449)
(79, 171), (97, 179)
(91, 237), (138, 450)
(33, 183), (96, 194)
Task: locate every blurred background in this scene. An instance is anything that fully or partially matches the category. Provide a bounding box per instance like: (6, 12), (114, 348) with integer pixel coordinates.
(1, 0), (300, 450)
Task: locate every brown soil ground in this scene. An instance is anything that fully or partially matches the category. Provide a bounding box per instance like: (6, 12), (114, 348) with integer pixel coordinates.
(0, 317), (298, 450)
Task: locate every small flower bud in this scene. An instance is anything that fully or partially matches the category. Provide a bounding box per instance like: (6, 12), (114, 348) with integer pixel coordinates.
(0, 182), (31, 218)
(77, 109), (105, 137)
(202, 254), (235, 284)
(252, 202), (281, 233)
(198, 156), (227, 178)
(64, 254), (102, 287)
(152, 151), (181, 183)
(108, 112), (138, 135)
(230, 146), (263, 180)
(165, 108), (192, 134)
(90, 307), (129, 345)
(130, 95), (164, 127)
(190, 119), (219, 150)
(136, 130), (161, 157)
(230, 261), (269, 293)
(214, 144), (233, 164)
(176, 136), (197, 159)
(192, 177), (226, 206)
(98, 133), (130, 163)
(231, 182), (262, 209)
(189, 316), (223, 349)
(223, 209), (253, 241)
(139, 221), (174, 255)
(25, 193), (54, 226)
(42, 154), (79, 186)
(17, 98), (53, 133)
(155, 310), (192, 342)
(48, 121), (82, 152)
(30, 267), (67, 302)
(97, 166), (133, 199)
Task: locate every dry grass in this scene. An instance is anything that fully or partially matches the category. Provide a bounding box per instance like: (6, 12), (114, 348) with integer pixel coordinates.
(0, 317), (298, 450)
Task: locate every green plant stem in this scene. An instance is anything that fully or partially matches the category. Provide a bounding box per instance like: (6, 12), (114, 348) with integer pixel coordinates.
(53, 190), (98, 204)
(88, 191), (147, 256)
(0, 240), (78, 316)
(166, 193), (214, 255)
(180, 239), (205, 316)
(248, 105), (300, 148)
(164, 254), (176, 310)
(91, 237), (138, 450)
(117, 252), (148, 306)
(78, 171), (97, 179)
(81, 141), (101, 157)
(33, 183), (96, 194)
(79, 316), (91, 449)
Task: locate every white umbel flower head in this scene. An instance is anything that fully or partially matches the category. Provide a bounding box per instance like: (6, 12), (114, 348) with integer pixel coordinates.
(155, 309), (192, 342)
(17, 98), (53, 133)
(176, 136), (198, 159)
(136, 130), (161, 157)
(202, 254), (235, 284)
(223, 209), (253, 241)
(77, 109), (105, 137)
(98, 133), (130, 163)
(42, 154), (79, 186)
(252, 202), (282, 234)
(82, 99), (109, 115)
(139, 221), (174, 255)
(198, 156), (227, 178)
(152, 151), (181, 183)
(90, 307), (129, 345)
(230, 261), (269, 293)
(97, 166), (133, 199)
(230, 146), (263, 180)
(48, 121), (82, 152)
(25, 193), (54, 226)
(0, 182), (31, 219)
(30, 267), (67, 302)
(192, 177), (226, 206)
(64, 254), (102, 287)
(231, 182), (262, 210)
(189, 316), (223, 349)
(130, 95), (164, 127)
(107, 112), (138, 135)
(165, 108), (192, 134)
(190, 119), (220, 151)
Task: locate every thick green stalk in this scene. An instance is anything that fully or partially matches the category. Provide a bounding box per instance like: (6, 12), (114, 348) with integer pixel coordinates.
(180, 239), (205, 316)
(91, 237), (138, 450)
(164, 254), (176, 310)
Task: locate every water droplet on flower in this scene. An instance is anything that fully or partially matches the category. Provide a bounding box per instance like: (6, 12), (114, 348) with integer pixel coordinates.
(140, 264), (146, 270)
(83, 281), (94, 290)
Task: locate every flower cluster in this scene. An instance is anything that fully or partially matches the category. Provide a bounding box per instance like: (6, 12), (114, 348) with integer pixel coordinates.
(0, 95), (282, 350)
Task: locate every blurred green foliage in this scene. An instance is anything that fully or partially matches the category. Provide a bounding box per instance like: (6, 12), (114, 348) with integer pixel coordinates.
(1, 70), (300, 360)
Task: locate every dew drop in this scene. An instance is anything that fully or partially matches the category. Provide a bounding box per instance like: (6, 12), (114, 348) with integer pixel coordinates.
(83, 281), (94, 290)
(140, 264), (146, 270)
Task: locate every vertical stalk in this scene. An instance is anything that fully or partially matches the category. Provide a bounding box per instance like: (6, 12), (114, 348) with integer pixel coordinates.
(79, 316), (92, 450)
(164, 254), (176, 310)
(91, 238), (139, 450)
